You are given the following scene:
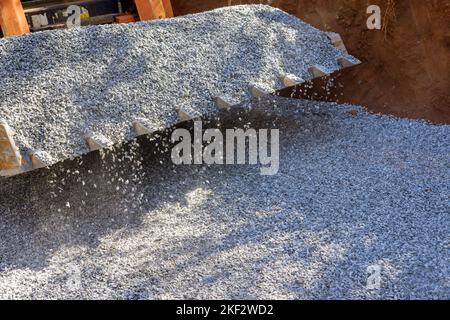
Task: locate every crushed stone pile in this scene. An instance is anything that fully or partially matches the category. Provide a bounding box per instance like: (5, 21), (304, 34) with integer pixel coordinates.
(0, 97), (448, 299)
(0, 4), (356, 166)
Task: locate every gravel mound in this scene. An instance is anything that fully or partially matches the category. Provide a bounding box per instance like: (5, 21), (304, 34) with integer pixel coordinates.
(0, 5), (355, 165)
(0, 97), (448, 299)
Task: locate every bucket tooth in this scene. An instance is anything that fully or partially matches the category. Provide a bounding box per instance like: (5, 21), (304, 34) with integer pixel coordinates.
(29, 150), (51, 169)
(176, 108), (194, 122)
(0, 120), (22, 168)
(0, 120), (23, 175)
(326, 32), (348, 54)
(249, 84), (272, 98)
(281, 73), (305, 87)
(215, 96), (232, 111)
(85, 132), (113, 151)
(308, 66), (329, 78)
(337, 57), (359, 68)
(133, 118), (156, 136)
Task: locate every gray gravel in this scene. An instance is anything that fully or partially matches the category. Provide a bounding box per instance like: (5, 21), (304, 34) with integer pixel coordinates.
(0, 4), (354, 166)
(0, 97), (448, 299)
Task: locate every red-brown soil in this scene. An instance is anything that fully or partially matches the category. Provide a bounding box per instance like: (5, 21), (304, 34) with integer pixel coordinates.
(172, 0), (450, 124)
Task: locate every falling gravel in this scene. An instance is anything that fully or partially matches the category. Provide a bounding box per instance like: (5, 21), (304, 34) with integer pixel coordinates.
(0, 97), (448, 299)
(0, 5), (356, 166)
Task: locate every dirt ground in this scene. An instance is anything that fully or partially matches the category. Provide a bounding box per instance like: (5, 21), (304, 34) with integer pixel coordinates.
(171, 0), (450, 124)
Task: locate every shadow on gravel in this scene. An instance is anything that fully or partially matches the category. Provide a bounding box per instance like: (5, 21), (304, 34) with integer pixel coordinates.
(0, 101), (321, 271)
(0, 98), (448, 299)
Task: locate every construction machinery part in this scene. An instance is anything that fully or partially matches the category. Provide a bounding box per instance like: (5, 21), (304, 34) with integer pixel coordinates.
(326, 32), (348, 54)
(85, 132), (114, 151)
(308, 66), (330, 78)
(337, 57), (359, 68)
(215, 97), (232, 111)
(0, 120), (22, 175)
(2, 0), (174, 34)
(177, 108), (194, 122)
(0, 6), (360, 178)
(30, 150), (51, 169)
(277, 64), (361, 104)
(133, 118), (157, 136)
(281, 73), (305, 87)
(249, 84), (273, 98)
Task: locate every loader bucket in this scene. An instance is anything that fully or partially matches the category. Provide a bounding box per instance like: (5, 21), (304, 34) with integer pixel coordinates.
(0, 5), (359, 177)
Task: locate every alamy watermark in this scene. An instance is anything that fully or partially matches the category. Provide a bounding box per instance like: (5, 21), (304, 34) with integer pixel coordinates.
(366, 5), (382, 30)
(171, 121), (279, 175)
(66, 5), (81, 28)
(367, 2), (396, 36)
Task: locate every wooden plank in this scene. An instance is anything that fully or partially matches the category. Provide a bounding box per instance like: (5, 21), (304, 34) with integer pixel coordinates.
(135, 0), (168, 21)
(115, 13), (136, 24)
(0, 0), (30, 37)
(161, 0), (174, 18)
